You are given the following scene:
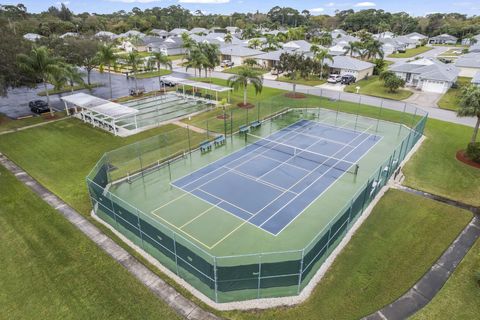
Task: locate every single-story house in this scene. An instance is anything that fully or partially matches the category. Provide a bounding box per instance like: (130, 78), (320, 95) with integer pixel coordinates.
(23, 33), (42, 41)
(379, 37), (407, 55)
(332, 34), (359, 45)
(472, 72), (480, 86)
(150, 29), (170, 39)
(146, 37), (185, 56)
(220, 45), (264, 65)
(461, 34), (480, 46)
(404, 32), (428, 42)
(254, 49), (295, 69)
(331, 29), (348, 39)
(395, 36), (418, 49)
(470, 43), (480, 53)
(324, 56), (375, 81)
(389, 58), (459, 93)
(169, 28), (188, 36)
(118, 40), (136, 53)
(189, 27), (209, 35)
(60, 32), (79, 38)
(455, 52), (480, 77)
(283, 40), (313, 53)
(225, 26), (240, 34)
(95, 31), (117, 40)
(119, 30), (145, 39)
(373, 31), (395, 39)
(429, 34), (458, 45)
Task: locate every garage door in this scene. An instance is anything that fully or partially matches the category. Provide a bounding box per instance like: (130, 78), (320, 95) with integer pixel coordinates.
(422, 80), (446, 93)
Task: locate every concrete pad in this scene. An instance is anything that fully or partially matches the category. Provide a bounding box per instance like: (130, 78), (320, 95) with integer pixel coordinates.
(380, 289), (429, 320)
(316, 83), (346, 92)
(413, 264), (450, 299)
(168, 294), (197, 317)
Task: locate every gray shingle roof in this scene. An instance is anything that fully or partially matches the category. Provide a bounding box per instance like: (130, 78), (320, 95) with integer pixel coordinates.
(472, 72), (480, 84)
(455, 53), (480, 68)
(220, 45), (264, 57)
(391, 58), (459, 82)
(324, 56), (374, 71)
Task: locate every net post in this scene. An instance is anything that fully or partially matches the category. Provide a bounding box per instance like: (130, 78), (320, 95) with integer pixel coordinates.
(297, 249), (305, 294)
(213, 256), (219, 303)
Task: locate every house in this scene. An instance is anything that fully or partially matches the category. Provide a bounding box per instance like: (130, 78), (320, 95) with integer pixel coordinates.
(373, 31), (395, 39)
(395, 36), (418, 49)
(331, 29), (348, 39)
(324, 56), (375, 81)
(146, 37), (185, 56)
(60, 32), (79, 38)
(119, 30), (145, 39)
(472, 72), (480, 86)
(389, 58), (459, 93)
(461, 34), (480, 46)
(404, 32), (428, 42)
(23, 33), (42, 41)
(94, 31), (117, 40)
(455, 52), (480, 77)
(378, 38), (407, 55)
(225, 26), (240, 34)
(254, 49), (295, 69)
(150, 29), (170, 39)
(283, 40), (313, 53)
(470, 43), (480, 53)
(429, 34), (458, 45)
(189, 27), (209, 35)
(119, 40), (136, 53)
(169, 28), (188, 36)
(220, 45), (264, 65)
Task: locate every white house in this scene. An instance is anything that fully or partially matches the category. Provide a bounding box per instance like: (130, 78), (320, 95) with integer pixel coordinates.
(455, 52), (480, 77)
(404, 32), (428, 42)
(429, 34), (458, 45)
(169, 28), (189, 36)
(324, 56), (375, 81)
(23, 33), (42, 41)
(283, 40), (313, 53)
(146, 37), (185, 56)
(60, 32), (79, 39)
(389, 58), (459, 93)
(95, 31), (117, 40)
(220, 45), (264, 65)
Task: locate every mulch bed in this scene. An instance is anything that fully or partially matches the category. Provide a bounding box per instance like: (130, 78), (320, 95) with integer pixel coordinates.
(237, 102), (255, 109)
(285, 92), (306, 99)
(456, 150), (480, 169)
(216, 114), (230, 120)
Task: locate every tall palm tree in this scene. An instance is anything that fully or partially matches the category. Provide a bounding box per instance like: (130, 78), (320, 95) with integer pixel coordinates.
(126, 51), (142, 92)
(17, 46), (62, 117)
(276, 32), (288, 43)
(344, 41), (362, 57)
(150, 52), (172, 90)
(364, 40), (384, 60)
(265, 34), (280, 51)
(457, 85), (480, 145)
(201, 43), (220, 79)
(185, 47), (207, 77)
(248, 38), (262, 49)
(224, 32), (233, 44)
(63, 64), (85, 93)
(314, 49), (334, 79)
(278, 52), (307, 96)
(227, 67), (263, 106)
(181, 32), (195, 55)
(96, 44), (117, 99)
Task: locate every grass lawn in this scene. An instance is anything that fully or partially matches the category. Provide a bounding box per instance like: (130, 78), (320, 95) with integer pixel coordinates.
(438, 49), (464, 57)
(168, 54), (185, 61)
(37, 83), (102, 96)
(412, 237), (480, 320)
(388, 46), (433, 58)
(222, 66), (266, 75)
(0, 165), (181, 320)
(223, 189), (472, 320)
(135, 69), (173, 79)
(116, 51), (153, 58)
(0, 112), (67, 133)
(403, 118), (480, 206)
(437, 77), (472, 111)
(344, 76), (413, 100)
(277, 76), (327, 86)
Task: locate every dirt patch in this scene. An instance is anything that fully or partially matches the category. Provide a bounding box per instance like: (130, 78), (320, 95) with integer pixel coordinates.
(456, 150), (480, 169)
(285, 92), (306, 99)
(237, 102), (255, 109)
(216, 114), (230, 120)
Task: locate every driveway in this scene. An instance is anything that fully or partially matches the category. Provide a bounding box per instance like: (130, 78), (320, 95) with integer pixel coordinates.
(316, 82), (346, 92)
(404, 91), (442, 108)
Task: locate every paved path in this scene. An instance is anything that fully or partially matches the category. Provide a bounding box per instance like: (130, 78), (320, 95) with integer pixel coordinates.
(364, 186), (480, 320)
(0, 153), (220, 320)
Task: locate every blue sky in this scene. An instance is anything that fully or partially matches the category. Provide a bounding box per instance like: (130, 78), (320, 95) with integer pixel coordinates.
(4, 0), (480, 16)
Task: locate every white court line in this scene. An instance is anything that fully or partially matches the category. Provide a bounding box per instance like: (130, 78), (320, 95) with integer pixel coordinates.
(224, 167), (298, 194)
(284, 121), (352, 146)
(257, 153), (311, 173)
(259, 125), (375, 229)
(197, 187), (255, 216)
(180, 203), (221, 229)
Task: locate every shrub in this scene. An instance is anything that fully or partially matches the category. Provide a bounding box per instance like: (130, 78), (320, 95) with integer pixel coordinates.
(466, 142), (480, 163)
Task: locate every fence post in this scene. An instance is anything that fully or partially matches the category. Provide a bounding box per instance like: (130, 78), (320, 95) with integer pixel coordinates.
(297, 249), (305, 294)
(135, 208), (145, 248)
(186, 125), (192, 155)
(213, 256), (219, 303)
(230, 109), (233, 140)
(257, 254), (262, 299)
(354, 96), (361, 132)
(375, 100), (383, 136)
(172, 232), (180, 276)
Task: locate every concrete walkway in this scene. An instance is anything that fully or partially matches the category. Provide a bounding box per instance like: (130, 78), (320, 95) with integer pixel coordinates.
(0, 153), (220, 320)
(364, 186), (480, 320)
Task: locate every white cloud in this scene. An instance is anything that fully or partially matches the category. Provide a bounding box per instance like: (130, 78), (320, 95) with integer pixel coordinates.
(178, 0), (230, 3)
(108, 0), (162, 3)
(309, 7), (325, 13)
(325, 2), (335, 7)
(354, 2), (376, 7)
(56, 1), (70, 4)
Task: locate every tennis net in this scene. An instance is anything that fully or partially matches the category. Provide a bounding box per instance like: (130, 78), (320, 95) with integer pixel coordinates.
(246, 133), (359, 176)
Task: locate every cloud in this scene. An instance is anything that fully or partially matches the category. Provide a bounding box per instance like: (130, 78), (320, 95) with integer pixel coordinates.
(309, 7), (325, 13)
(107, 0), (162, 3)
(325, 2), (335, 7)
(178, 0), (230, 3)
(354, 2), (376, 7)
(56, 1), (70, 4)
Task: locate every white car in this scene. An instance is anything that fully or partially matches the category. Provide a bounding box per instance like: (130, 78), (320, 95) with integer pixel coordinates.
(220, 60), (234, 67)
(327, 74), (342, 84)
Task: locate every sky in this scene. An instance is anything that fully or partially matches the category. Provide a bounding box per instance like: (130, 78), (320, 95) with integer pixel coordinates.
(3, 0), (480, 16)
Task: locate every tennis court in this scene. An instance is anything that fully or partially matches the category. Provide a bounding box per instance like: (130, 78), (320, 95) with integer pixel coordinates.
(172, 120), (380, 235)
(88, 107), (427, 303)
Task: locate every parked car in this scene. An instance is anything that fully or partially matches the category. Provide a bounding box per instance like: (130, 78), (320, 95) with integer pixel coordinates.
(270, 68), (281, 76)
(159, 79), (176, 87)
(28, 100), (50, 114)
(327, 74), (342, 84)
(220, 60), (234, 67)
(341, 74), (356, 85)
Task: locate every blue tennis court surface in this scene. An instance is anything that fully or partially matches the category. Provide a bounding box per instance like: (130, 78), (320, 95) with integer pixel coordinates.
(172, 120), (381, 235)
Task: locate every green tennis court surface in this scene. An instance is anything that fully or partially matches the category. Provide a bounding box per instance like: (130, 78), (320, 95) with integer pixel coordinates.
(87, 108), (426, 302)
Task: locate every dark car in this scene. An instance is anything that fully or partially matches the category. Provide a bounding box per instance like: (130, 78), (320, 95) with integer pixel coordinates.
(159, 79), (177, 87)
(341, 74), (356, 85)
(28, 100), (50, 114)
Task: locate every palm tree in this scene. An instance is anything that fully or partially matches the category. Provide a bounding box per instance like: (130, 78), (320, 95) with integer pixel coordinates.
(63, 64), (85, 93)
(310, 44), (321, 55)
(96, 44), (117, 99)
(224, 32), (233, 44)
(457, 85), (480, 145)
(344, 41), (362, 57)
(314, 49), (334, 79)
(318, 32), (333, 47)
(17, 46), (62, 117)
(278, 52), (308, 96)
(242, 25), (257, 40)
(243, 58), (258, 68)
(181, 32), (195, 55)
(126, 51), (142, 92)
(275, 32), (288, 43)
(265, 34), (280, 51)
(248, 38), (262, 49)
(227, 67), (263, 107)
(185, 47), (207, 77)
(150, 52), (172, 90)
(364, 40), (384, 60)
